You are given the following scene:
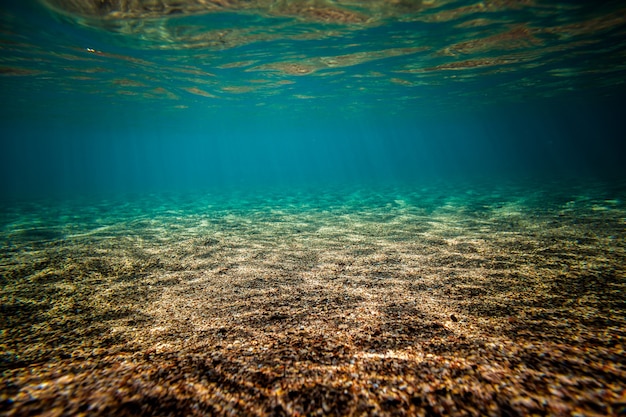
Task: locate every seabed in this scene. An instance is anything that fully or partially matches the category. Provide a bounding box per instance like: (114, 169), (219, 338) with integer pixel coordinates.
(1, 181), (625, 416)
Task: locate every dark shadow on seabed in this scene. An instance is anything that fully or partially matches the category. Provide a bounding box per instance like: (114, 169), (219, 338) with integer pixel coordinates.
(1, 181), (625, 416)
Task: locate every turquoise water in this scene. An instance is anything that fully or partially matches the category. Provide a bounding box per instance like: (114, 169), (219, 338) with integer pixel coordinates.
(1, 0), (626, 198)
(2, 3), (626, 415)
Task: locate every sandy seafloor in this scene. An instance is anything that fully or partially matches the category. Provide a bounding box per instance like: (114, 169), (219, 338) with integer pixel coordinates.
(1, 180), (625, 416)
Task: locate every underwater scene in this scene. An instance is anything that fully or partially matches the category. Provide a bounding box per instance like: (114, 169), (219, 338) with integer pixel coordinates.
(1, 1), (625, 415)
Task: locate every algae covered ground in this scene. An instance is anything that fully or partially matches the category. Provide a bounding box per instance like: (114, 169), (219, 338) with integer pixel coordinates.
(1, 180), (625, 416)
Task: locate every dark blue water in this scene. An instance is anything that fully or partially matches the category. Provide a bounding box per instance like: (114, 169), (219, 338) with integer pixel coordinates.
(1, 0), (625, 199)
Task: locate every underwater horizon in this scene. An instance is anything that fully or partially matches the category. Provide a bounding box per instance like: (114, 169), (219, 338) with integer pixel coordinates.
(1, 1), (626, 416)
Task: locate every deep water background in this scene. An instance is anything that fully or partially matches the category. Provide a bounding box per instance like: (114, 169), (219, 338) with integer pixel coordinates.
(1, 1), (626, 201)
(2, 96), (624, 199)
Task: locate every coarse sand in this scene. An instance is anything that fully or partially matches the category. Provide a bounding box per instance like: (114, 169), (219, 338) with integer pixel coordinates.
(1, 183), (625, 416)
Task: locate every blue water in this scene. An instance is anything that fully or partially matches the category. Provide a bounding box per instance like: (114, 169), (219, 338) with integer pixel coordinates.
(2, 3), (626, 414)
(1, 0), (625, 199)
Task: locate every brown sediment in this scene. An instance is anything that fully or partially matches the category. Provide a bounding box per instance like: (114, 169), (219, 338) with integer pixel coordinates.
(390, 77), (413, 85)
(112, 78), (147, 87)
(257, 62), (318, 76)
(38, 0), (426, 23)
(31, 0), (444, 51)
(69, 75), (98, 80)
(0, 66), (46, 76)
(221, 85), (256, 93)
(455, 18), (504, 28)
(68, 66), (112, 74)
(40, 0), (232, 20)
(217, 60), (258, 69)
(438, 25), (542, 56)
(416, 0), (537, 24)
(175, 67), (216, 77)
(321, 47), (428, 68)
(149, 86), (180, 100)
(183, 86), (218, 97)
(421, 56), (521, 71)
(1, 184), (624, 415)
(267, 1), (367, 24)
(40, 0), (368, 24)
(177, 77), (217, 87)
(250, 47), (427, 76)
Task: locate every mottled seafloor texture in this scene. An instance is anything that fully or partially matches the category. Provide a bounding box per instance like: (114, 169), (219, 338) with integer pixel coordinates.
(1, 181), (625, 416)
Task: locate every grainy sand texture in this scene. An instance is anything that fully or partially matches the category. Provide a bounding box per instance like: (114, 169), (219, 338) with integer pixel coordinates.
(1, 181), (625, 416)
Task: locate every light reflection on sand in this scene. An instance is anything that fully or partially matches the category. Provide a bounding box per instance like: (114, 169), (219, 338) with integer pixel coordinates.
(1, 180), (625, 414)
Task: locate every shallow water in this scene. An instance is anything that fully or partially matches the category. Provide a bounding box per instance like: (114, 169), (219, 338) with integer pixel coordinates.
(1, 0), (626, 415)
(2, 180), (626, 414)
